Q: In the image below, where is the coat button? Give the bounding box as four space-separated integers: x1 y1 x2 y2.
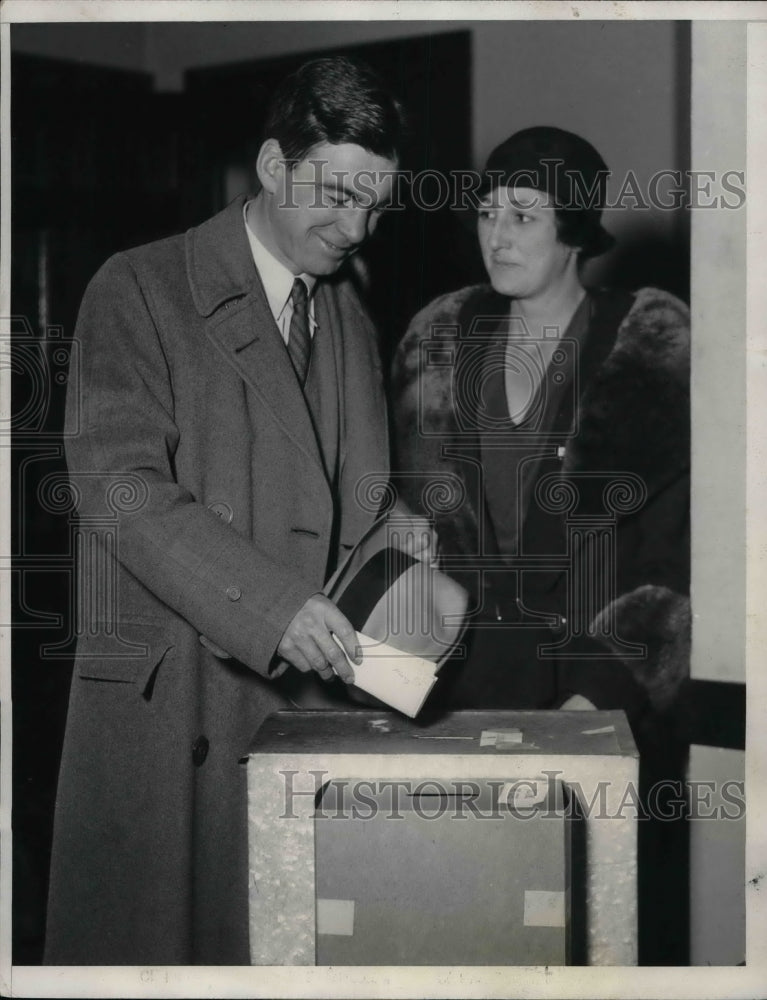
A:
192 735 209 767
207 502 233 524
226 586 241 601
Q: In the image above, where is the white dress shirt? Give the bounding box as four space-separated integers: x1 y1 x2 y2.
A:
243 199 317 343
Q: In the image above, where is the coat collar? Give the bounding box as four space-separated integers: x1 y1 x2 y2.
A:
186 195 259 317
186 195 326 481
188 196 383 501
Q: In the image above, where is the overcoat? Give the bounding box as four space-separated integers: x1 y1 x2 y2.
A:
45 196 389 965
392 284 690 725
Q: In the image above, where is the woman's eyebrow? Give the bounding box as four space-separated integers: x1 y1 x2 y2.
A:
508 195 542 210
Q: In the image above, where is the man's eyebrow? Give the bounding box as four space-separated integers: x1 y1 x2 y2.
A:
320 180 360 200
319 180 389 209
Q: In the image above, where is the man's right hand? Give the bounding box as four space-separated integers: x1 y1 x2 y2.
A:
276 594 361 683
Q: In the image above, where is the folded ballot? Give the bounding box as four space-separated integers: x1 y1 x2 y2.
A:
335 632 439 718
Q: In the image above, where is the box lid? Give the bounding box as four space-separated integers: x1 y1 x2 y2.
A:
248 709 637 758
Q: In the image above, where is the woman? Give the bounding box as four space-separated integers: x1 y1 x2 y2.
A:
392 124 692 966
393 126 690 737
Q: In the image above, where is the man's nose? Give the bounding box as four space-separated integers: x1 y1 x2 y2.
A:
336 207 369 245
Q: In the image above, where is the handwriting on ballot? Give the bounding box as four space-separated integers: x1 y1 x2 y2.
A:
334 632 438 718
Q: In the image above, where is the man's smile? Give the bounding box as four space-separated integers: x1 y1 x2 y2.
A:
317 232 353 254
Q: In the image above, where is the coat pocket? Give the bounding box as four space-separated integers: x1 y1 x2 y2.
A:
75 622 175 697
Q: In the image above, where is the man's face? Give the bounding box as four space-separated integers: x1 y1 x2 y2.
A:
261 141 398 277
477 186 574 299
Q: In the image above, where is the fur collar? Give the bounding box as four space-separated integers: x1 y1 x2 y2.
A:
392 284 690 499
566 287 689 493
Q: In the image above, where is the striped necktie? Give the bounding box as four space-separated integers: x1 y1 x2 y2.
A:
287 278 311 386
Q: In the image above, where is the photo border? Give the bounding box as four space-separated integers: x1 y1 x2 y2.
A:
1 2 765 997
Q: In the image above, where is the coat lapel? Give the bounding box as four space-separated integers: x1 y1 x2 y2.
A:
314 281 345 474
323 278 389 546
207 285 328 479
187 196 327 480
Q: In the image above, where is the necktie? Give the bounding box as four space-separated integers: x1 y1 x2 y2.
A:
287 278 311 386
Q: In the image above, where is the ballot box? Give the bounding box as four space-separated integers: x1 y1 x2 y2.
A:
246 710 638 966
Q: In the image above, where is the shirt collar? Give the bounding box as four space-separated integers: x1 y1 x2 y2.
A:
243 199 316 321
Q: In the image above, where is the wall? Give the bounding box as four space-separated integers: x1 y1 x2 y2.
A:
143 20 681 167
13 19 685 267
10 21 149 72
688 19 747 968
690 20 747 687
145 18 685 270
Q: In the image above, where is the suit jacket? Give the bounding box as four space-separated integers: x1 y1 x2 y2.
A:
45 196 389 965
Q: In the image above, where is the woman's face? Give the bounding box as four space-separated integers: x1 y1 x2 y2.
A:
477 185 576 300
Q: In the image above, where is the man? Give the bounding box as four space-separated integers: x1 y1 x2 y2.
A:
45 56 409 965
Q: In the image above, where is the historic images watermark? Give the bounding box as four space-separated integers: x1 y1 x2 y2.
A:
277 160 746 212
280 770 746 823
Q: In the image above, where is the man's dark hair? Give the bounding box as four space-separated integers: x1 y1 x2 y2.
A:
264 56 406 164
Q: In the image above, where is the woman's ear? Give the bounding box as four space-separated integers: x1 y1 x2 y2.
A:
256 138 285 195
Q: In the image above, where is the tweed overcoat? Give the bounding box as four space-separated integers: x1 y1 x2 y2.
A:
45 196 389 965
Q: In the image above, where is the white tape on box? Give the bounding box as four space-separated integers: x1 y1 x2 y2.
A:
523 890 566 928
480 729 523 748
316 898 355 936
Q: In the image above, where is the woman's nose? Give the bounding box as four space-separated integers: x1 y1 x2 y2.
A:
488 214 511 250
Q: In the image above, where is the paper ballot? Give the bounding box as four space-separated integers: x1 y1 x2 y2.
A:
335 632 438 718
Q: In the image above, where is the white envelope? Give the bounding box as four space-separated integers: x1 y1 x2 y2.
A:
335 631 438 718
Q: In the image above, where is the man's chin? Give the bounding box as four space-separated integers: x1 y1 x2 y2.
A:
306 256 349 278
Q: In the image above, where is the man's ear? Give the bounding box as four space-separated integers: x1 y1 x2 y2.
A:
256 138 285 195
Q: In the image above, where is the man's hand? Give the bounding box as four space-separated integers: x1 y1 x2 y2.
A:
277 594 361 683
